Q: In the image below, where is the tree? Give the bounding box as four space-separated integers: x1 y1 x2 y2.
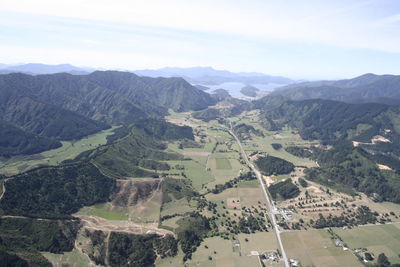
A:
364 252 373 261
377 253 390 267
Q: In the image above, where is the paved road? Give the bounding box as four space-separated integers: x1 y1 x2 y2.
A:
228 125 290 267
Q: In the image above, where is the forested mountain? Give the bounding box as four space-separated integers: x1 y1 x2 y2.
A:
254 96 400 143
0 121 61 156
272 73 400 104
0 71 214 156
254 95 400 203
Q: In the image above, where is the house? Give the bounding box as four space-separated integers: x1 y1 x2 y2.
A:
250 251 259 256
289 259 300 267
335 240 344 247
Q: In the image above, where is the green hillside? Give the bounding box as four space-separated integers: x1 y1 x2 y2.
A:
0 162 115 218
255 97 400 143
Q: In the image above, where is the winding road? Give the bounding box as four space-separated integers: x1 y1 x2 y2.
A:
228 124 290 267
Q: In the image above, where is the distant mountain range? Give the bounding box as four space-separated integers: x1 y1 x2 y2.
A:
0 71 215 156
0 64 294 86
133 66 294 87
0 63 91 75
272 73 400 105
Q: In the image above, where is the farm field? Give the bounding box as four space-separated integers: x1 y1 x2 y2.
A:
166 159 214 191
334 224 400 264
281 230 362 267
243 133 317 167
237 232 279 255
0 126 118 175
206 184 267 208
215 158 232 169
165 119 248 192
206 153 248 189
230 110 317 167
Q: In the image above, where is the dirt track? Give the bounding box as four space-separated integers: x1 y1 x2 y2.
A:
0 179 6 201
77 215 173 236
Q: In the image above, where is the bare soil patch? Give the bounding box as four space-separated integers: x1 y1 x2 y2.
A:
377 164 393 170
112 179 162 207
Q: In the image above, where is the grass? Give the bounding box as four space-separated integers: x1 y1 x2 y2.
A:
167 159 214 191
237 232 278 255
0 126 118 175
42 249 92 267
243 133 317 167
160 198 197 218
215 158 232 169
166 121 248 192
237 179 259 188
188 236 260 267
281 229 362 267
334 224 400 264
206 157 247 189
156 248 186 267
74 203 128 220
161 216 183 229
230 111 317 167
0 180 3 196
206 186 266 209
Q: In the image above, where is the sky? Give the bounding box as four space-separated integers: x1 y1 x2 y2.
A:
0 0 400 79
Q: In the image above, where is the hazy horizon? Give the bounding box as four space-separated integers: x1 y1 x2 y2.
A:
0 62 396 81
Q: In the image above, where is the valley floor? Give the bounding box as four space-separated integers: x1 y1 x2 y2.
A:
3 109 400 267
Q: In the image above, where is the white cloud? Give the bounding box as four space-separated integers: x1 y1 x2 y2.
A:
1 0 399 52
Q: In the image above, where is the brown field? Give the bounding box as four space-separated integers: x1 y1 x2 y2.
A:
206 186 266 208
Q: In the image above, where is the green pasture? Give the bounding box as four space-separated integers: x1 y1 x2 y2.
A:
74 202 128 221
334 224 400 264
282 230 362 267
0 126 118 175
